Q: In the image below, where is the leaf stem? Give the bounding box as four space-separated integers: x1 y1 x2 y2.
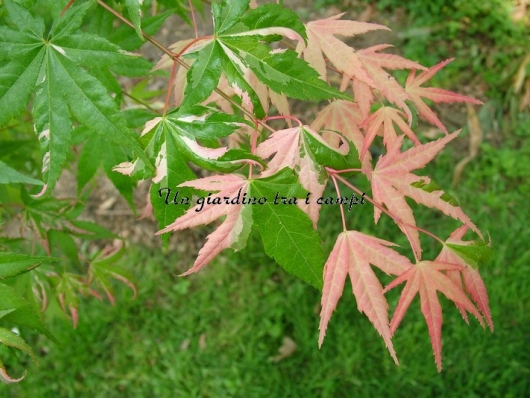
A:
261 115 303 127
164 60 178 116
329 170 445 247
249 120 260 179
122 91 160 113
331 168 363 174
329 174 347 232
59 0 76 16
188 0 199 39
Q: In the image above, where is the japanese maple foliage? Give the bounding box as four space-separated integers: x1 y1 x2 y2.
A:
0 0 493 379
139 1 491 371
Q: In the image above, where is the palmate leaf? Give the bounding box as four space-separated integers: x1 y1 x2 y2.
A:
369 132 481 258
52 272 93 329
219 37 350 102
360 105 421 159
298 13 389 81
257 125 359 226
384 259 484 372
141 118 196 245
177 0 348 113
88 242 137 305
117 108 256 241
405 59 483 133
0 0 154 195
319 231 412 363
134 107 254 177
311 100 372 171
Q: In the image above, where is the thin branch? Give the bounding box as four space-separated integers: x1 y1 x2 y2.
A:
164 60 178 116
261 115 303 127
122 91 161 113
60 0 76 16
188 0 199 39
330 171 445 247
97 0 260 126
329 174 347 232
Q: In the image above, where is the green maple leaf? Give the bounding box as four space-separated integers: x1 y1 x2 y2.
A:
302 127 361 170
124 0 144 40
249 169 325 289
0 0 154 195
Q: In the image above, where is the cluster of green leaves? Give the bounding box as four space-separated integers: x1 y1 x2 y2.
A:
0 0 162 381
0 0 492 382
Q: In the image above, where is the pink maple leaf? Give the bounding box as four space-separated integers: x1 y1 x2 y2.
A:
298 13 390 83
319 231 413 364
384 259 483 372
369 131 481 258
354 44 427 122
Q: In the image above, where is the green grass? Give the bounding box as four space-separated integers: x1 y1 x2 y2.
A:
3 135 530 397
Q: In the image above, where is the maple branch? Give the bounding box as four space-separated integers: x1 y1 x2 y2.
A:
98 0 266 128
188 0 199 39
330 171 445 248
332 168 363 174
59 0 76 16
249 120 260 179
261 115 303 127
280 39 344 80
163 35 213 114
164 60 178 116
122 91 161 114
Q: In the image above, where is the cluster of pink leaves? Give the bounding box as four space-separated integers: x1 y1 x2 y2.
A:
151 13 492 371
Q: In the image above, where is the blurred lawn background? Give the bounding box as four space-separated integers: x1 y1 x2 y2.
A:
5 0 530 396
